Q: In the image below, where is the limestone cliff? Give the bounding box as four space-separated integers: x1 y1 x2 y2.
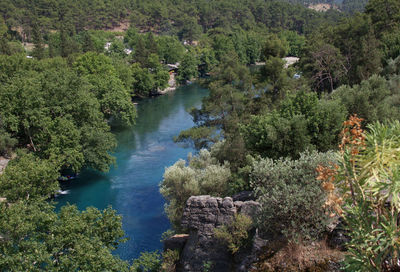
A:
165 195 265 272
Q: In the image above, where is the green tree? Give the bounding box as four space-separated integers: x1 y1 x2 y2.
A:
0 119 16 157
0 201 128 271
0 152 59 201
0 61 117 172
160 149 231 230
178 15 202 42
73 53 137 126
133 36 149 67
130 251 162 272
332 75 400 124
251 151 336 241
365 0 400 33
177 51 199 83
130 63 154 97
157 36 185 64
31 22 45 59
242 91 346 159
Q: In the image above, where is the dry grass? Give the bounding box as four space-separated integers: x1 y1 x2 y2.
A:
252 240 344 272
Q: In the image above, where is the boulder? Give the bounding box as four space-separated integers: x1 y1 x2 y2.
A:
178 195 264 272
232 191 256 202
164 234 189 252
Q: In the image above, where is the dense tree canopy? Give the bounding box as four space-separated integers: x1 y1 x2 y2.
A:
0 0 399 269
0 201 128 271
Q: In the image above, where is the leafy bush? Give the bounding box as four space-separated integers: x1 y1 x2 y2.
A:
161 249 180 272
332 75 400 124
160 149 231 230
0 153 59 201
214 214 253 254
0 129 16 157
242 91 346 159
131 252 162 272
320 117 400 271
0 201 128 271
250 151 337 241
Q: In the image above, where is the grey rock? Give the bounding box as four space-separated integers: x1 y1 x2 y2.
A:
232 191 256 202
236 201 260 218
164 234 189 252
178 195 265 272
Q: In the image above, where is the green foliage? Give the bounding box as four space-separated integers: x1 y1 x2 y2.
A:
251 151 337 241
214 214 253 254
160 149 231 230
263 34 287 59
365 0 400 33
279 30 306 57
299 41 346 93
174 126 218 149
203 261 214 272
333 120 400 271
242 112 311 159
131 251 161 272
242 91 346 159
0 125 16 157
161 249 180 272
0 152 59 201
341 0 369 14
130 63 155 97
0 56 119 172
157 36 185 64
177 51 199 83
332 75 400 124
74 53 137 126
0 201 128 271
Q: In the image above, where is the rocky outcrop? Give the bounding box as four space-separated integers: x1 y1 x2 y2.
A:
173 195 262 272
0 156 10 175
164 195 347 272
232 191 255 202
164 234 189 252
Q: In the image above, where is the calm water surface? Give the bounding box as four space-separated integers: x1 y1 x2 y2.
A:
56 84 208 261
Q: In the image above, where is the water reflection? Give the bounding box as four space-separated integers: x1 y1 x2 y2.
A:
56 84 208 260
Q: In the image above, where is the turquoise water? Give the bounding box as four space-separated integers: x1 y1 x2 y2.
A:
56 84 208 261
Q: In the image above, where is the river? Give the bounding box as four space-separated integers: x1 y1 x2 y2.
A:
56 84 208 261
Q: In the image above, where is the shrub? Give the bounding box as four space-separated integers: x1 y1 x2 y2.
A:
161 250 180 272
0 129 16 157
250 151 337 241
242 90 346 159
130 251 161 272
332 75 400 124
160 149 231 230
0 153 59 201
214 214 253 254
320 117 400 271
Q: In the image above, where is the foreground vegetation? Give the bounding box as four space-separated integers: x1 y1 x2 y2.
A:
0 0 399 270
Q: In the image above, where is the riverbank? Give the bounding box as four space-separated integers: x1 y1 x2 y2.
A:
158 72 177 95
56 84 209 260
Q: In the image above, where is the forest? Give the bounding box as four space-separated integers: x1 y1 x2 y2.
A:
0 0 400 270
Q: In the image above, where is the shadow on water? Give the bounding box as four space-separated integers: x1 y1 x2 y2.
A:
55 84 208 261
